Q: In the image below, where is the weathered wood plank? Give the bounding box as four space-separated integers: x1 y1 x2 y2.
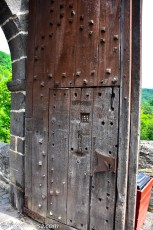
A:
31 78 49 217
98 0 120 86
45 0 57 82
67 88 93 229
115 0 132 229
90 87 119 230
75 0 100 87
46 217 77 230
54 0 77 88
126 1 142 229
47 89 70 223
34 0 48 74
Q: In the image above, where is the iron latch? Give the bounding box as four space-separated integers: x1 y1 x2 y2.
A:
94 149 116 173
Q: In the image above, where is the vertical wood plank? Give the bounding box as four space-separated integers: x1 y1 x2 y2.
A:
126 1 142 229
45 0 57 81
31 77 49 217
90 87 119 230
115 0 132 229
75 0 100 87
98 0 120 86
47 89 70 223
67 88 93 229
54 0 78 88
33 0 48 74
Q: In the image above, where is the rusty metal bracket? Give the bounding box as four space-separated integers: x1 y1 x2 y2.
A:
94 149 116 173
23 207 45 223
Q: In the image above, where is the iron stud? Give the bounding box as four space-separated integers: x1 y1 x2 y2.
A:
80 25 84 30
49 22 53 26
80 15 84 20
62 73 66 78
48 73 53 78
50 8 54 13
50 211 53 216
83 79 88 85
38 204 42 208
41 35 45 39
39 139 43 144
69 3 73 8
42 174 45 178
42 195 46 199
60 3 64 8
34 56 38 61
113 47 118 52
112 77 117 84
76 71 81 77
50 190 54 195
89 20 94 25
55 190 60 195
106 68 111 74
100 38 106 43
42 151 46 156
71 10 76 16
101 80 104 84
38 161 42 166
58 216 62 220
63 181 65 184
40 184 42 187
101 27 106 32
113 35 119 40
33 75 38 80
40 94 43 98
49 33 53 38
91 70 96 75
89 31 93 36
41 81 45 87
41 45 45 50
57 22 61 26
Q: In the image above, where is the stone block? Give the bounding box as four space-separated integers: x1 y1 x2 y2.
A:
12 58 26 80
11 92 25 110
17 138 25 154
10 111 25 137
10 135 16 151
9 35 26 60
2 17 21 40
9 150 24 188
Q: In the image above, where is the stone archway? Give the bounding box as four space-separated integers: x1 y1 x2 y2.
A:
0 0 29 211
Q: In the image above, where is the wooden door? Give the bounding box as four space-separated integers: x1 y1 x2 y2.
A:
25 0 134 229
47 87 119 229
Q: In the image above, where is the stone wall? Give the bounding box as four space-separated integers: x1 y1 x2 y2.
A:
0 0 29 211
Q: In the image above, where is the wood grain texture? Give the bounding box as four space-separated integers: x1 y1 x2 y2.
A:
98 0 120 86
54 0 77 88
67 88 93 229
126 1 142 229
90 87 119 230
115 0 132 229
30 77 49 217
75 0 100 87
47 89 70 223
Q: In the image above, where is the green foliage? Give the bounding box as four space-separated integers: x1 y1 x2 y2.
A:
141 89 153 140
0 51 12 143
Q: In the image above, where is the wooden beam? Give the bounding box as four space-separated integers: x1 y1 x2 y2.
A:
126 0 142 229
115 0 132 229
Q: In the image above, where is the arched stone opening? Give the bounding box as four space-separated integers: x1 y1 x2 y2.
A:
0 0 29 211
